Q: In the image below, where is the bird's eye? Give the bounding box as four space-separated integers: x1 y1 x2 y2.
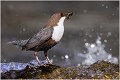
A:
60 13 63 17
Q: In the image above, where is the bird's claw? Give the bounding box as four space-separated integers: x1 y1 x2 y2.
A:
46 57 52 64
48 61 52 64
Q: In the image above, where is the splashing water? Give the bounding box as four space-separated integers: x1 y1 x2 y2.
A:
0 60 48 73
1 62 28 73
81 36 118 65
60 36 118 67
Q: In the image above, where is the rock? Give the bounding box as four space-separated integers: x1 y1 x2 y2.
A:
1 61 119 79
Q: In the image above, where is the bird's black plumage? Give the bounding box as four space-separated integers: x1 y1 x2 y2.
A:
22 27 53 51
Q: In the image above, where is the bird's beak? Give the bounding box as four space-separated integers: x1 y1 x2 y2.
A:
64 12 73 19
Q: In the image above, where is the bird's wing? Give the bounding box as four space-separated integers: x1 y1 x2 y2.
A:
24 27 53 50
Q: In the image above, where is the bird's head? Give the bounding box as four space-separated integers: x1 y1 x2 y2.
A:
61 12 73 19
50 12 73 20
46 12 73 26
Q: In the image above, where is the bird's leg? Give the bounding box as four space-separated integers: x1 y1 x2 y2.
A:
44 50 52 64
34 52 41 64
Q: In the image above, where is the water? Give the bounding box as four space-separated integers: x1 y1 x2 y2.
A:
1 36 118 73
1 60 48 73
1 62 28 73
81 36 118 65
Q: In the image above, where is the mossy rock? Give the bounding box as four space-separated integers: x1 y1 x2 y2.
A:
1 61 119 79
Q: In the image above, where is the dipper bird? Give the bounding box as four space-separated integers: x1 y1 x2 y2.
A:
8 12 73 64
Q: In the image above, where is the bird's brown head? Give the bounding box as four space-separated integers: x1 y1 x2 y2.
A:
50 12 73 19
46 12 73 26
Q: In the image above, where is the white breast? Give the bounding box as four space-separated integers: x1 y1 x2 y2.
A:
52 17 65 42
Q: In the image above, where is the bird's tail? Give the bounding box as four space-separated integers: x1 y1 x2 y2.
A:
8 39 28 47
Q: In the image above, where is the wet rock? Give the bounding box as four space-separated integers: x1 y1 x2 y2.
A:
1 61 119 79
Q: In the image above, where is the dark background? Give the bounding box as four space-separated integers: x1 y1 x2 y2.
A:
1 1 119 66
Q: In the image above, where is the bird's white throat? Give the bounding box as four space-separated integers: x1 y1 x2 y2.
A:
52 17 65 42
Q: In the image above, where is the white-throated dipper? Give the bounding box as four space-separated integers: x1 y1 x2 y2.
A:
8 12 73 64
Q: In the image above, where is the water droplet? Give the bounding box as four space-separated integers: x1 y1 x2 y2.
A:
112 13 115 16
83 51 86 53
104 39 107 43
89 35 92 38
101 4 104 7
83 9 88 13
50 59 53 63
85 43 89 46
96 40 101 44
3 59 6 62
96 36 101 44
53 55 56 57
83 39 87 42
77 64 80 66
22 28 26 31
108 32 111 36
107 32 112 37
108 54 112 59
90 44 95 48
105 6 108 8
65 55 69 59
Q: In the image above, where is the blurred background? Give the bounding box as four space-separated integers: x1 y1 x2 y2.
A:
1 1 119 67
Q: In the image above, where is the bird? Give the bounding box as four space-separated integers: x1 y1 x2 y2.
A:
8 12 73 65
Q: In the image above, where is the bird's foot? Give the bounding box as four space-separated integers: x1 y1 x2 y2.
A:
37 61 49 67
41 64 50 67
48 61 52 64
46 57 52 64
37 62 43 66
